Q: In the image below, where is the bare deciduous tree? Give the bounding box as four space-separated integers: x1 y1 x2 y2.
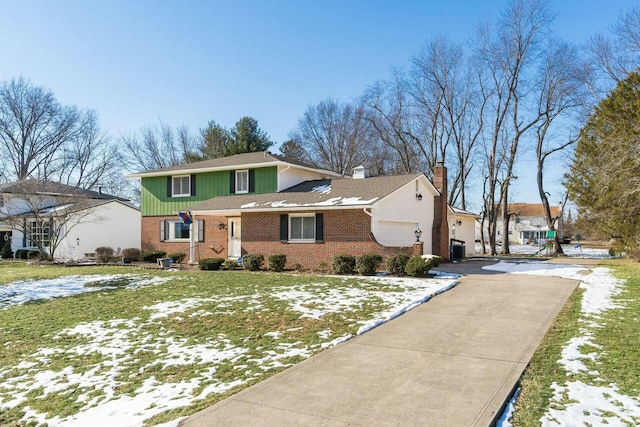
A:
588 6 640 84
363 72 423 174
290 99 370 176
121 120 196 172
0 77 84 181
535 40 595 255
409 36 484 209
474 0 553 255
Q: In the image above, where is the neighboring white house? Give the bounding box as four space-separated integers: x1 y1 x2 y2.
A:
0 180 140 260
485 203 563 245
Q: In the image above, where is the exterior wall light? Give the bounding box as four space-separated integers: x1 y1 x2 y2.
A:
76 237 80 246
416 193 423 201
414 226 422 242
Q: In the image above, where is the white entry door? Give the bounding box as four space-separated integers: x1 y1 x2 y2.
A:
228 218 242 259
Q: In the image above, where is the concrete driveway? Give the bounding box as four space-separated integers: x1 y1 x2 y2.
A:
180 259 579 426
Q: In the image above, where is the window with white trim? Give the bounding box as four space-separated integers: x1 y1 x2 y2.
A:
235 170 249 194
28 220 51 247
289 214 315 241
161 219 204 242
172 175 191 197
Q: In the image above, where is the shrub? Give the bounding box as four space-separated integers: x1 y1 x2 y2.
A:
356 254 383 275
199 257 225 270
27 249 43 260
15 249 28 259
140 250 167 263
405 255 434 277
0 242 13 259
121 248 141 261
223 259 239 269
268 254 287 272
332 254 355 275
168 252 186 263
430 255 442 267
95 246 115 263
242 253 264 271
386 254 410 276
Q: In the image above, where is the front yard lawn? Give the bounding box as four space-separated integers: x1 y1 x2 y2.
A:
0 262 456 426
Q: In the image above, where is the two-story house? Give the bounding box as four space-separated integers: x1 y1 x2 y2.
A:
491 203 564 245
0 180 140 260
128 152 452 269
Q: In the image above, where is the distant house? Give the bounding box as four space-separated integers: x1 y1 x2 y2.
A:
129 152 453 269
493 203 563 244
0 180 140 259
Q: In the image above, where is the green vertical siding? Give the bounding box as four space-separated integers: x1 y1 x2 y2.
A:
141 166 278 216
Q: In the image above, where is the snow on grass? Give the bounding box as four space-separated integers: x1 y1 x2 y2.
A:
488 260 640 426
0 272 459 427
0 274 173 309
475 243 611 258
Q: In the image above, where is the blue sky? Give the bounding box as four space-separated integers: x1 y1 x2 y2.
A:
0 0 636 207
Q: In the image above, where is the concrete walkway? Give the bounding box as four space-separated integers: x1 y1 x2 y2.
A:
180 259 580 426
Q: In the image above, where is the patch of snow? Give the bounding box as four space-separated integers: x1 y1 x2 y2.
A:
0 274 173 309
542 381 640 426
486 260 640 426
311 184 331 194
241 202 259 208
0 273 460 426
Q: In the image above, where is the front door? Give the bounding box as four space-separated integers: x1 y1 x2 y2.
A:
228 218 241 259
0 231 11 250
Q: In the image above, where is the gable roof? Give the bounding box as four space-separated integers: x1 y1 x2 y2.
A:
0 180 129 201
188 173 433 213
500 203 561 218
127 151 342 178
449 206 480 218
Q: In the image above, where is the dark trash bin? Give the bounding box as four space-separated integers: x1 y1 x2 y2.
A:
451 244 465 261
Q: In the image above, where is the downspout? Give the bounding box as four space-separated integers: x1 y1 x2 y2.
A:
189 214 195 264
363 208 374 240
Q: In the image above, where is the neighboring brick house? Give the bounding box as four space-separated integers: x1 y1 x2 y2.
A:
129 151 451 269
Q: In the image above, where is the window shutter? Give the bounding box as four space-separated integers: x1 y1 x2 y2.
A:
280 214 288 242
167 176 172 198
230 170 236 194
315 213 324 243
197 219 204 242
190 174 196 196
249 169 255 193
160 220 166 242
22 219 27 247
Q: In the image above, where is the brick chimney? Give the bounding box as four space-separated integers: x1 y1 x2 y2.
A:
431 162 450 261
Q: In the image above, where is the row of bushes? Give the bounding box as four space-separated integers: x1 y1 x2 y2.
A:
332 253 441 277
12 249 44 260
197 252 441 277
93 248 188 264
198 253 285 272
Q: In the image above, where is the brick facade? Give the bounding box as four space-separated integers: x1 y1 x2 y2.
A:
242 210 420 270
141 215 229 260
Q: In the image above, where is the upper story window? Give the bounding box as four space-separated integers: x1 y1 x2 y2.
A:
172 175 191 197
236 170 249 194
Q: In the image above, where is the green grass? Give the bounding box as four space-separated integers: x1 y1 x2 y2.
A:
511 259 640 426
0 262 440 426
